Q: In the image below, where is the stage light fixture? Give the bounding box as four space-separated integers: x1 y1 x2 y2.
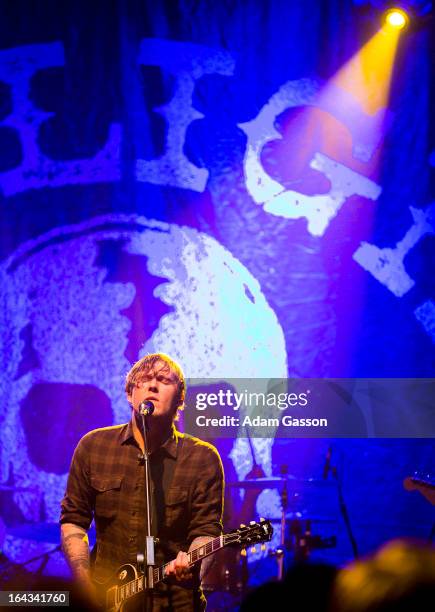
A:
384 7 410 28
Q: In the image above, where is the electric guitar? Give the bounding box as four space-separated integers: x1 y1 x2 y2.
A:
98 518 273 612
403 473 435 505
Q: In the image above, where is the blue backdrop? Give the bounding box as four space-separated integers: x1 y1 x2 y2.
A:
0 0 433 588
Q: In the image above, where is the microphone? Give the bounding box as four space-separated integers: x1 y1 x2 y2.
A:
323 446 332 480
139 400 155 416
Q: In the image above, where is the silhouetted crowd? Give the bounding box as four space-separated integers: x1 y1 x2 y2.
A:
1 538 434 610
240 539 435 612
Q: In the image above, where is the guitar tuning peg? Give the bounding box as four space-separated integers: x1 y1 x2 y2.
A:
259 517 265 522
261 544 266 551
240 547 247 557
239 523 246 528
249 520 256 525
250 546 257 553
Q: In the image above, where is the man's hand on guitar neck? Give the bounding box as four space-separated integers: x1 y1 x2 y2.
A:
165 550 192 581
165 536 213 581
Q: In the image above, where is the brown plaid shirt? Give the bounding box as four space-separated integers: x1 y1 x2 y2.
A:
60 421 224 587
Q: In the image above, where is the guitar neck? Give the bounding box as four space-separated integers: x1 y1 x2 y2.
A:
154 535 223 584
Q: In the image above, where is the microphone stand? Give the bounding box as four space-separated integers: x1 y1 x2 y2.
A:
138 406 155 612
323 445 358 559
331 464 358 560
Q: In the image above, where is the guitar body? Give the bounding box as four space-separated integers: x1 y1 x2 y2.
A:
102 564 141 612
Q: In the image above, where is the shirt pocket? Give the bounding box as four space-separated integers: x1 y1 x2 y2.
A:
91 476 123 519
164 486 189 529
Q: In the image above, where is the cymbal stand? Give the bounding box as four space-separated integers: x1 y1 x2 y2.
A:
0 545 61 582
278 473 289 579
269 467 288 580
292 519 312 562
331 462 358 559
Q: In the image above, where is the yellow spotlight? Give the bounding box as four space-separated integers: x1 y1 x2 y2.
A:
384 8 409 29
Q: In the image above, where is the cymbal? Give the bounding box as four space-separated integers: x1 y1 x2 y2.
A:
7 523 61 543
272 513 334 523
7 523 97 545
0 484 37 492
227 476 332 489
228 477 285 488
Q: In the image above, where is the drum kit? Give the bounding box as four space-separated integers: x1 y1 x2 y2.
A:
202 472 337 607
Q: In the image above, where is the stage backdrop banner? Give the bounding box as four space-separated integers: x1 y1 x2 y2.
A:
0 0 433 575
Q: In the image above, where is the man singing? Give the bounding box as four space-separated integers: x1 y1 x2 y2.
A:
60 353 224 611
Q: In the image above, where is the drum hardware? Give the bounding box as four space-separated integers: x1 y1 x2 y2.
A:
227 476 333 490
223 568 231 592
324 449 359 559
268 547 285 561
227 468 338 581
201 547 244 596
6 522 97 546
277 464 289 579
0 484 37 492
298 534 336 551
7 522 61 544
285 518 336 562
0 544 62 580
201 523 269 597
289 518 311 562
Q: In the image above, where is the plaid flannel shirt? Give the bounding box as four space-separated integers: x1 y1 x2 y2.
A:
60 421 224 585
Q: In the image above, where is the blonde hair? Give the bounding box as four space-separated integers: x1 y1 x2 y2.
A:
125 353 185 409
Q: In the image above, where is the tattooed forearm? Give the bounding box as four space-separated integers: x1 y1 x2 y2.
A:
63 532 89 544
61 523 91 583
